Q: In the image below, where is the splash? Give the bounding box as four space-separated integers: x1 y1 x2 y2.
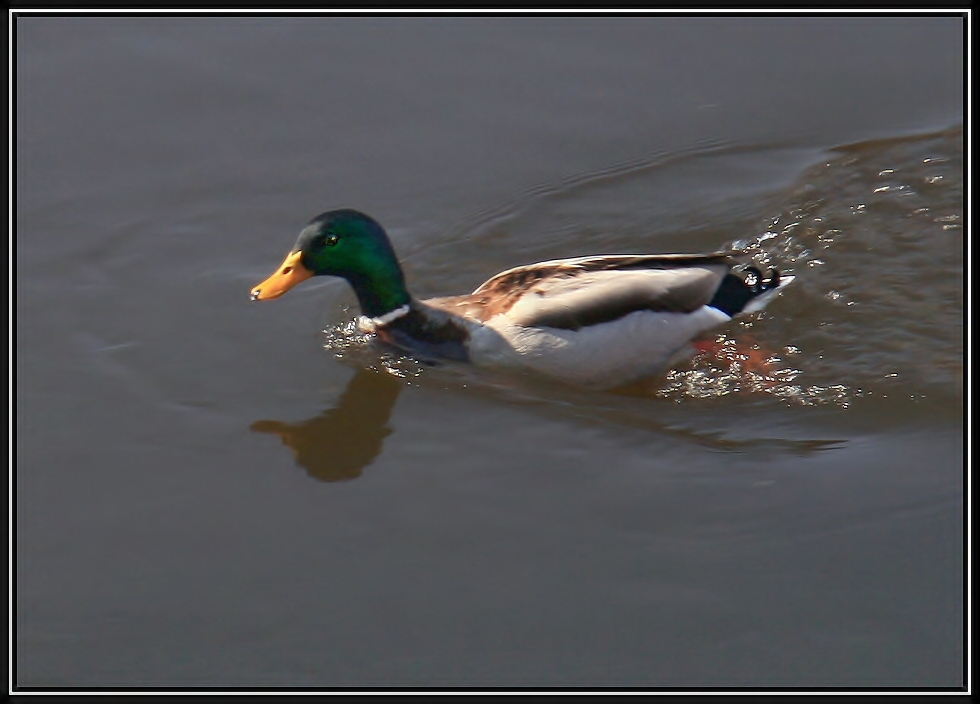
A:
654 333 853 408
322 319 428 380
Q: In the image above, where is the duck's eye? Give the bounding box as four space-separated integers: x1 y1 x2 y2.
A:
324 233 339 247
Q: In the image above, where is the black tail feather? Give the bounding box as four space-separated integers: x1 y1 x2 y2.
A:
709 266 781 316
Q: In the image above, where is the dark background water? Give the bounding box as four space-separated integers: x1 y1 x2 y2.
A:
16 15 965 688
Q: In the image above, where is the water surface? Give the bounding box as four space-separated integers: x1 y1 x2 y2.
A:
16 15 964 688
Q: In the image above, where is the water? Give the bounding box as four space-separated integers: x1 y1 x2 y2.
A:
15 15 965 688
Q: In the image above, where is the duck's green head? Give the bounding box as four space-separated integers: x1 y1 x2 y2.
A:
251 209 411 317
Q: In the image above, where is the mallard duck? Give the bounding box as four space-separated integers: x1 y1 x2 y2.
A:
251 209 793 388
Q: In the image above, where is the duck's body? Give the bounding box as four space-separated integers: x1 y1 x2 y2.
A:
251 209 793 388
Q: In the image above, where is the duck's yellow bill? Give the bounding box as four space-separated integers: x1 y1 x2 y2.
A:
251 251 313 301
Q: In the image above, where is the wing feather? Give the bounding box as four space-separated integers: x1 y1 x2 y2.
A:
503 266 729 330
431 253 734 327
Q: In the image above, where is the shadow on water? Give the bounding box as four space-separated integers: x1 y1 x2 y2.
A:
251 359 845 483
250 368 401 482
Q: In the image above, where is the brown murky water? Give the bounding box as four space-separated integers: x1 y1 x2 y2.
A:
16 15 964 688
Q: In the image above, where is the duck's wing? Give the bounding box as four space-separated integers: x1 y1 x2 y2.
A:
503 265 732 330
473 252 733 294
426 253 735 329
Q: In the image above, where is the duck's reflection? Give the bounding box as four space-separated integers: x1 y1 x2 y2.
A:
250 368 402 482
252 359 843 484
